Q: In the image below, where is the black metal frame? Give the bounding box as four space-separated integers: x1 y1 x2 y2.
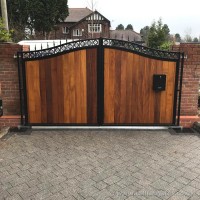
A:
17 38 184 127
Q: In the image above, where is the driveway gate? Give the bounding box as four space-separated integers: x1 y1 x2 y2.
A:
17 38 184 126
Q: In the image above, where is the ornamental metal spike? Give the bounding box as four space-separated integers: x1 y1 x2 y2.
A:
35 44 36 51
60 40 61 45
41 43 43 50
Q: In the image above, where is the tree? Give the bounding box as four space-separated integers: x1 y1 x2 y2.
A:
184 28 192 42
116 24 124 30
147 18 171 50
184 35 192 42
193 37 198 42
125 24 133 30
163 24 170 37
1 0 9 31
2 0 68 41
175 33 181 42
140 26 150 43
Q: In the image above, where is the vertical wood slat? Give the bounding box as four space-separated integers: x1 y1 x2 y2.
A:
125 52 133 123
80 50 87 123
26 61 41 123
75 51 82 123
39 60 47 123
165 62 176 123
120 51 127 123
154 60 163 123
104 49 115 123
56 57 64 123
159 61 169 123
114 50 121 123
69 52 76 122
63 53 70 123
86 49 97 124
131 54 139 123
51 57 59 123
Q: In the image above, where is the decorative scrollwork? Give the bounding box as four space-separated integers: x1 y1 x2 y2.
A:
22 39 100 60
103 39 180 60
21 38 180 61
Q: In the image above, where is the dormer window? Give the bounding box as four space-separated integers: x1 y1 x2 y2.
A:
88 24 102 33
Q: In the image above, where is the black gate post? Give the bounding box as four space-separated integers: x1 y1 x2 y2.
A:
177 52 185 126
97 38 104 125
17 51 25 125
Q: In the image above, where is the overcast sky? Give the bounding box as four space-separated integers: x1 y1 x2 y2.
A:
68 0 200 38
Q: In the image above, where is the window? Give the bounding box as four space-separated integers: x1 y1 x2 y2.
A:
88 24 102 33
63 27 69 34
73 29 82 36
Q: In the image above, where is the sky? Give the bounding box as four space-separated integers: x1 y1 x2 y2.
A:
68 0 200 39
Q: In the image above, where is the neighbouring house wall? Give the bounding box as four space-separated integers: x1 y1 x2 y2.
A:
0 43 22 128
36 20 110 40
173 43 200 127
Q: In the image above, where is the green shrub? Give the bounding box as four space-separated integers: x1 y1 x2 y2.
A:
0 18 12 42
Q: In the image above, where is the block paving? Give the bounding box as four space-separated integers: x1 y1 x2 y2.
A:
1 129 200 199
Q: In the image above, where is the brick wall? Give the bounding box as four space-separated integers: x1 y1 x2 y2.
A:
173 43 200 127
0 43 22 128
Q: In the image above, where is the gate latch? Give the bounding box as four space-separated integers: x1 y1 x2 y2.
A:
153 74 166 92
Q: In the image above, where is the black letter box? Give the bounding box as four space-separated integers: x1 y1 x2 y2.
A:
153 74 166 91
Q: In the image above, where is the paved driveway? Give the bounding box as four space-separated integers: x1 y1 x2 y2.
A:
1 129 200 200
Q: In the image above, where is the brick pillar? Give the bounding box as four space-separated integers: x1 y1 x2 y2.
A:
0 43 22 128
173 43 200 127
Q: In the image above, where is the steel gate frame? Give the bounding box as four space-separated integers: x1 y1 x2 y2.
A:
17 38 184 127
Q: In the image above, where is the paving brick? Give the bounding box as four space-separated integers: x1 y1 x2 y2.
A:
189 194 200 200
4 194 23 200
103 175 121 185
94 181 108 190
78 185 100 198
168 192 189 200
161 175 175 183
176 176 191 185
30 189 52 200
151 179 169 190
7 183 29 196
189 180 200 189
183 171 199 181
18 186 41 199
181 185 198 195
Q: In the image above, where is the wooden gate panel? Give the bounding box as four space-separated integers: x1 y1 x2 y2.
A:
104 48 176 124
25 49 97 124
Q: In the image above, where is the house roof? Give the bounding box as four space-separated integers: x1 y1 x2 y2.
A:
110 30 142 42
64 8 93 22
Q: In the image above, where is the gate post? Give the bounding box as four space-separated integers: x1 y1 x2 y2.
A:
97 38 104 125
